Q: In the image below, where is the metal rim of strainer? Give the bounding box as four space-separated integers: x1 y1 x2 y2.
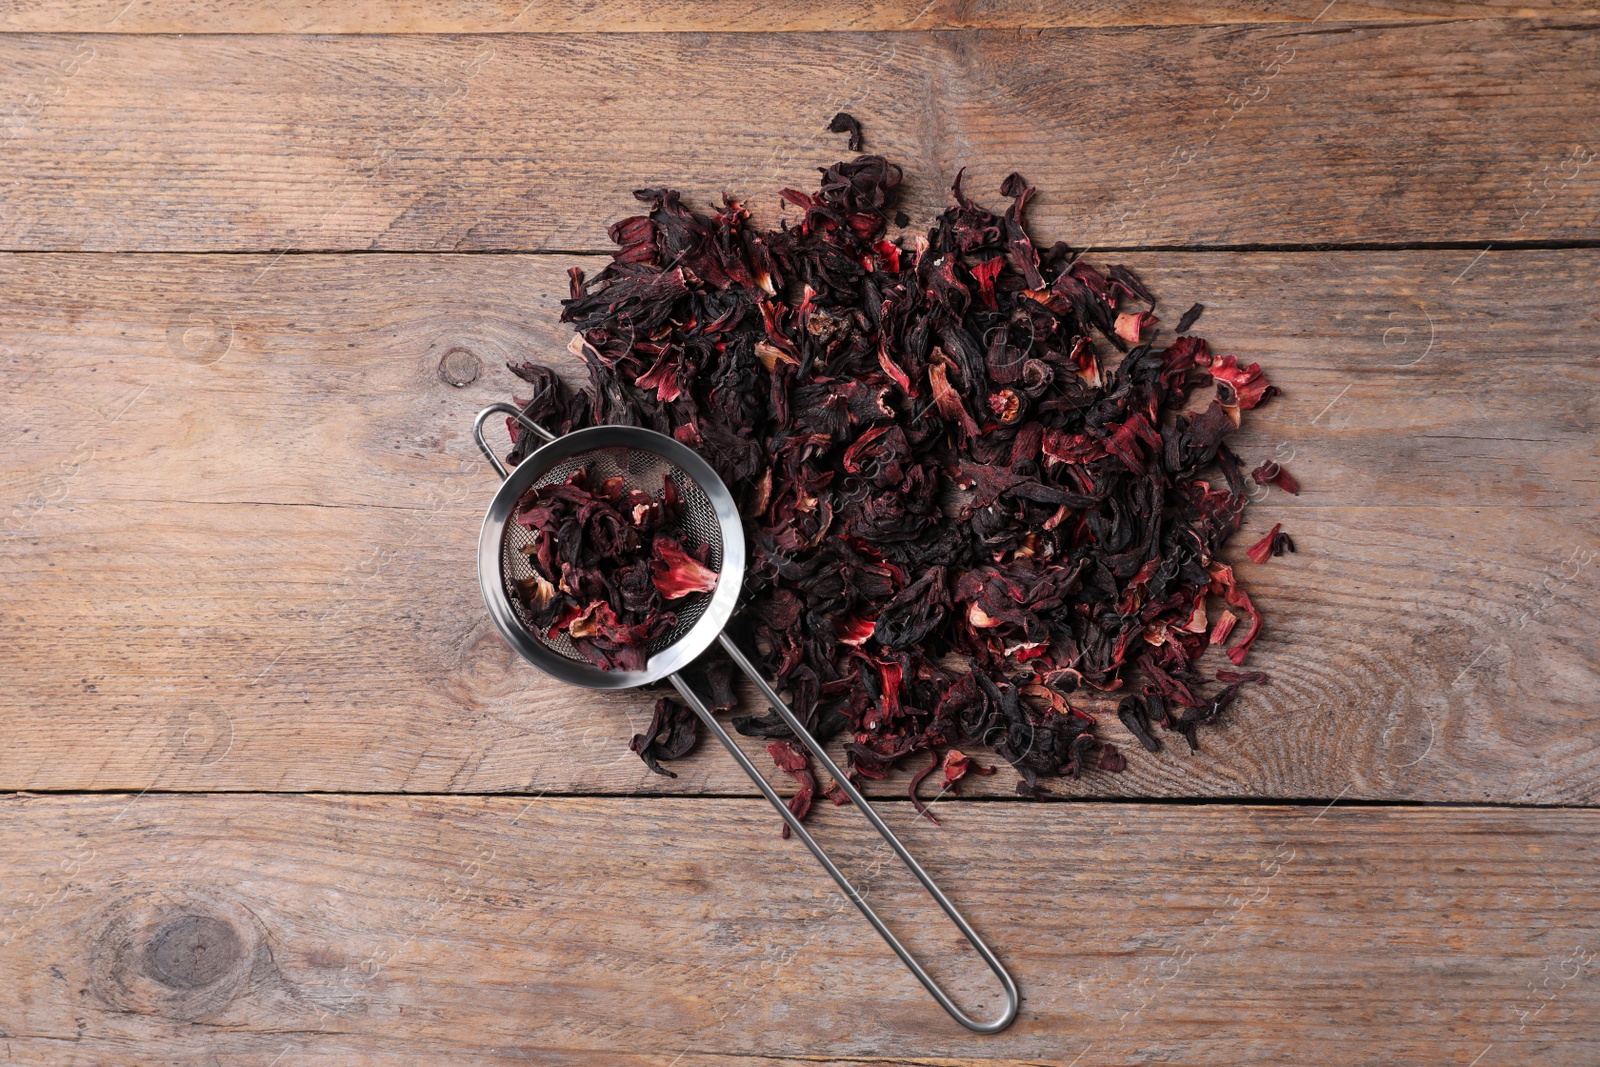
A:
476 423 747 690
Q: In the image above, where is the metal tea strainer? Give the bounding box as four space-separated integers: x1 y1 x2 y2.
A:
472 402 1020 1033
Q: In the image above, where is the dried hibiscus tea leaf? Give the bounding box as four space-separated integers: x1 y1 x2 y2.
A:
909 750 943 825
1246 523 1296 563
767 740 818 838
506 116 1288 805
1170 683 1244 753
1113 309 1158 345
1251 459 1301 495
827 110 865 152
507 467 709 673
1211 354 1280 410
1117 695 1162 754
630 697 700 777
1175 302 1205 334
650 538 720 598
941 749 995 790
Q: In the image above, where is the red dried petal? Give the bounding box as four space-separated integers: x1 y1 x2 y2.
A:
1247 523 1283 564
766 740 817 839
1251 459 1300 495
832 613 878 646
1211 354 1279 409
649 539 720 599
1246 523 1296 564
1209 562 1263 665
1114 310 1158 345
1098 743 1128 773
928 349 979 439
970 255 1004 311
940 748 994 792
634 350 682 402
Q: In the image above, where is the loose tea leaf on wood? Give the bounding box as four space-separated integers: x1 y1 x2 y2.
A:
1251 459 1300 496
504 116 1293 807
1246 523 1296 563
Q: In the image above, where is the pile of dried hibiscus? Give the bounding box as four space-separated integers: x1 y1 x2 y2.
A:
503 116 1295 813
510 470 719 671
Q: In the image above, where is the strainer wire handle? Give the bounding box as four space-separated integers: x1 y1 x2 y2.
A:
472 402 557 480
669 633 1021 1034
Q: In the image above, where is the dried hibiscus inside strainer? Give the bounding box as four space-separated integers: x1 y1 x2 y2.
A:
503 115 1298 804
510 468 718 672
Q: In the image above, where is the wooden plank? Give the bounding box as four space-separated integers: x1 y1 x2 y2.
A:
0 249 1591 512
0 793 1596 1063
1 22 1596 252
2 248 1597 802
2 0 1590 33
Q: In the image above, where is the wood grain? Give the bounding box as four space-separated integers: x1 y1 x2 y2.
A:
0 793 1595 1064
3 0 1592 33
1 22 1596 252
2 249 1596 801
1 11 1594 1063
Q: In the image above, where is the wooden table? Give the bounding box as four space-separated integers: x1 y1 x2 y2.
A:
3 3 1598 1063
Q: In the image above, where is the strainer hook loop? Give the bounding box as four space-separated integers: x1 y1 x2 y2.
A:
473 402 557 480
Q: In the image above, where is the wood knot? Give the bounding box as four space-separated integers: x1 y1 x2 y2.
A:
448 617 549 732
144 913 243 989
438 347 482 387
89 887 271 1020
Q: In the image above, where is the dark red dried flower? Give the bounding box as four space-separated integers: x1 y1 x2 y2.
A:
827 111 865 153
1170 682 1244 753
631 697 700 778
508 116 1294 807
1251 459 1300 496
1175 302 1205 334
1117 694 1162 753
508 468 719 672
1246 523 1296 563
1211 354 1280 411
767 740 817 838
650 538 720 599
909 750 944 825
